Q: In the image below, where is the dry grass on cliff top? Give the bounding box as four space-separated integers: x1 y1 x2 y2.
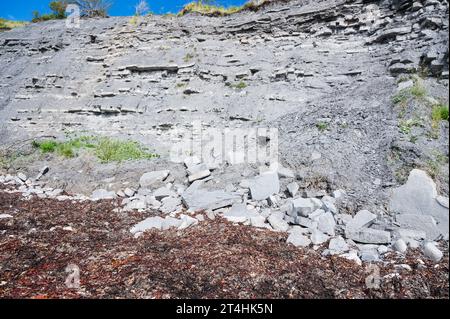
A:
178 0 290 17
0 18 27 31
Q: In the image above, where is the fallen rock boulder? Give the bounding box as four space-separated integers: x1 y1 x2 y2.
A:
389 169 449 239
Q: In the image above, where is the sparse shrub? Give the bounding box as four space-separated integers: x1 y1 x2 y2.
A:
432 103 449 122
431 103 449 134
392 90 409 105
410 82 426 98
183 53 195 62
34 140 58 153
398 118 422 135
50 0 69 18
68 0 112 17
316 122 329 132
32 1 68 23
392 76 426 106
135 0 149 16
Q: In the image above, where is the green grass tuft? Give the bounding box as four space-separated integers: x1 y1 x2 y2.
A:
230 81 247 90
432 104 449 122
94 138 158 163
431 103 449 135
33 136 158 163
398 118 422 135
316 122 329 132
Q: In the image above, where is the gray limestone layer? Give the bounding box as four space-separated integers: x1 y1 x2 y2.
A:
0 0 448 213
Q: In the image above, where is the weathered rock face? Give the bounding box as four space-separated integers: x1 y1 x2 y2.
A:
0 0 448 209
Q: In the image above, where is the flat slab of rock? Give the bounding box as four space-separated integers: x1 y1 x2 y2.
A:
345 210 377 235
153 187 177 201
287 182 299 197
139 170 170 188
396 214 441 240
348 228 391 244
317 212 336 236
249 172 280 200
223 203 259 223
267 213 290 232
130 216 164 234
291 198 323 217
389 169 448 239
91 189 116 200
287 232 311 247
328 236 349 255
182 189 240 211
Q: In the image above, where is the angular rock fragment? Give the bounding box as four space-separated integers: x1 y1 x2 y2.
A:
348 228 391 244
423 242 443 263
345 210 377 234
130 216 164 234
91 189 116 200
291 198 323 217
287 182 299 197
311 229 329 245
267 213 290 232
317 212 336 236
182 189 240 211
249 172 280 201
328 236 349 255
287 232 311 247
139 170 170 188
223 203 258 223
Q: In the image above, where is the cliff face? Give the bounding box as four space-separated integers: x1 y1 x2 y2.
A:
0 0 448 207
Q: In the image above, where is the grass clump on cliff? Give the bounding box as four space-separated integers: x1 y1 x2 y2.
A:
178 2 243 16
0 18 27 31
177 0 276 17
32 136 158 163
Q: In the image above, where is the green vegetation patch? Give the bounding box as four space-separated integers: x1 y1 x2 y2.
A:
0 18 27 30
316 122 329 132
33 136 158 163
230 81 247 90
398 118 422 135
392 76 427 106
432 103 449 124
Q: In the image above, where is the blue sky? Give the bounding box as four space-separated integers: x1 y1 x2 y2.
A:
1 0 249 21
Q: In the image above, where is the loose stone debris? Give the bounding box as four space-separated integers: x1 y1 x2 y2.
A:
1 165 448 266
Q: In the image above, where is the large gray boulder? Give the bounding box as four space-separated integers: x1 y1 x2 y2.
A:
389 169 449 239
